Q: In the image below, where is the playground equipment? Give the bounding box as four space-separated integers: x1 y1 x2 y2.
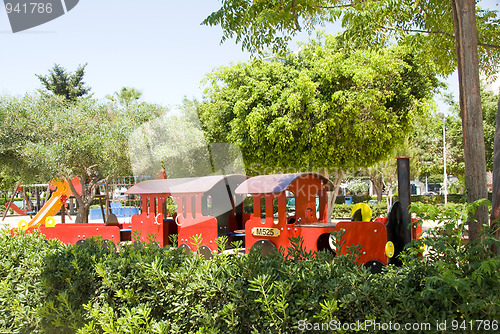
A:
2 181 36 219
2 180 76 221
24 179 81 229
11 158 421 272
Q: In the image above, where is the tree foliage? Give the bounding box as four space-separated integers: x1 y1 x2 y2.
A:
203 0 500 239
200 34 439 173
106 87 143 108
412 86 499 179
203 0 499 75
36 63 91 102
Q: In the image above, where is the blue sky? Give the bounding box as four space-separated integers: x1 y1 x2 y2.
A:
0 1 253 107
0 1 497 110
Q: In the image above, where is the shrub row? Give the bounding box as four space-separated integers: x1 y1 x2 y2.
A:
331 203 388 220
0 204 499 333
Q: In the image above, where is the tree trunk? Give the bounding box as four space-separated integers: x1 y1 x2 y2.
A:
326 169 345 222
371 174 384 203
386 188 391 212
451 0 489 241
67 169 104 224
75 204 90 224
490 95 500 254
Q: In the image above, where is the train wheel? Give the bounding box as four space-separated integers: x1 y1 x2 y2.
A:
133 240 144 250
178 243 191 255
75 239 87 247
102 239 117 253
351 203 373 222
251 239 277 256
198 245 213 260
364 260 384 274
147 241 160 249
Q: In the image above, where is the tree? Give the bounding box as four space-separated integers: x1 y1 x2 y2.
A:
36 63 91 102
0 94 165 223
201 35 437 170
203 0 500 241
106 87 143 108
200 34 438 214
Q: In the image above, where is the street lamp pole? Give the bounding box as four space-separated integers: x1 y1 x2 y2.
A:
438 113 448 204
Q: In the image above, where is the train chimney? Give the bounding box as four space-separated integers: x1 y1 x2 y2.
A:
396 157 411 246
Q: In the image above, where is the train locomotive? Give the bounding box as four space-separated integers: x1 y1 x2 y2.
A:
12 157 420 272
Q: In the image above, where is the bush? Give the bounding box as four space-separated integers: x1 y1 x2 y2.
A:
410 194 465 205
0 201 499 333
0 229 62 333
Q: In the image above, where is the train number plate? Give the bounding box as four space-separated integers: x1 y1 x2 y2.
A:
251 227 280 237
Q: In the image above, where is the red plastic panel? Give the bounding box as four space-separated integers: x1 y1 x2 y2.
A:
131 212 164 247
39 224 120 244
335 221 388 265
177 216 219 252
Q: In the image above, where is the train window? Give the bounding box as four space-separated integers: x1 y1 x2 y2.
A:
315 194 320 220
146 197 151 215
243 195 253 214
317 233 336 256
154 197 158 216
260 196 266 224
202 194 213 216
182 196 186 218
273 197 279 225
233 195 243 215
286 191 296 224
163 197 177 218
192 196 196 219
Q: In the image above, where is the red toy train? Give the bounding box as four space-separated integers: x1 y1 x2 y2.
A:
12 157 420 272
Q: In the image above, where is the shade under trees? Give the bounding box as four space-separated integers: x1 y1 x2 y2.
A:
200 34 439 215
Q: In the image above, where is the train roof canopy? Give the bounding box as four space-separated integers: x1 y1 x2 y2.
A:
234 173 334 195
125 174 247 195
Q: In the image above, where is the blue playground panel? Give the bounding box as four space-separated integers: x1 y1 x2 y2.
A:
89 205 139 220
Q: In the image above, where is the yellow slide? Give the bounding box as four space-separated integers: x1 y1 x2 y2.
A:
27 179 73 229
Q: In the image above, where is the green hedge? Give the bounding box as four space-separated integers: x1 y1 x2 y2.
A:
1 203 499 333
331 203 388 219
336 194 467 206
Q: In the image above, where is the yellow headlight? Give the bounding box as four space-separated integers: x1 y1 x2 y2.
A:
385 241 395 258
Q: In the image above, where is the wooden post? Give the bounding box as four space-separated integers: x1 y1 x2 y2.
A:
105 182 110 219
99 195 106 224
61 201 65 224
44 184 51 206
22 187 33 219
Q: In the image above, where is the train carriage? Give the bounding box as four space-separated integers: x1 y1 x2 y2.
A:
125 174 249 257
235 172 389 270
